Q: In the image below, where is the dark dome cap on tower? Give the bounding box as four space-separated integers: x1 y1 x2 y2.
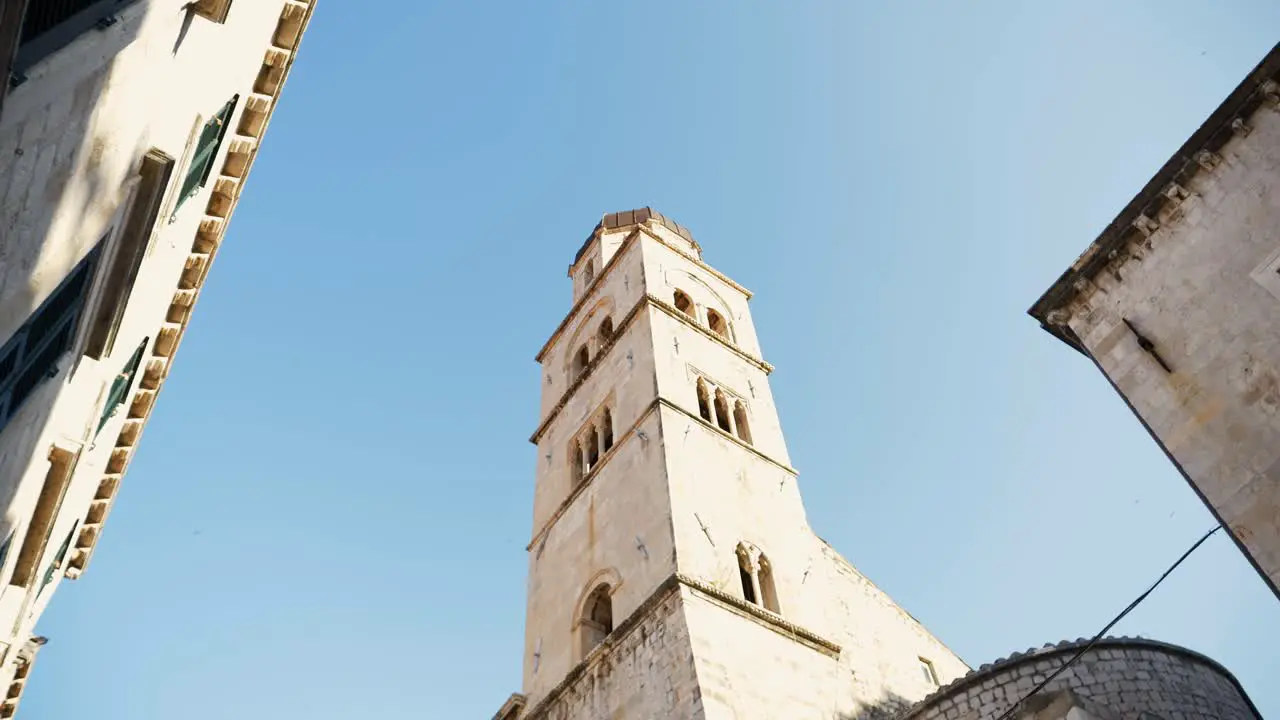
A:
574 207 699 265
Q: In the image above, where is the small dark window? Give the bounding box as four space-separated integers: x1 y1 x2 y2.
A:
919 658 939 686
674 290 694 319
570 440 583 486
733 401 752 445
584 260 595 285
739 555 756 605
713 389 732 433
572 345 590 380
707 309 729 340
586 430 599 471
696 379 712 422
601 409 614 452
174 96 238 216
580 584 613 657
598 316 614 343
0 245 103 436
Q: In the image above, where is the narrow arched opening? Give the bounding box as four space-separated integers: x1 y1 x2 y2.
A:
738 549 757 605
598 316 614 343
673 290 695 319
572 345 590 380
570 439 583 485
707 309 730 341
733 401 752 445
757 554 780 614
584 260 596 285
602 408 614 452
586 428 600 471
713 389 732 433
696 379 712 423
579 584 613 657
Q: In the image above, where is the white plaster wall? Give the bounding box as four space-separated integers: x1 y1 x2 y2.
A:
0 0 296 692
1064 104 1280 591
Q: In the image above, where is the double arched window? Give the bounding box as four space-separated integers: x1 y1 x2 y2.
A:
671 288 734 343
736 542 780 614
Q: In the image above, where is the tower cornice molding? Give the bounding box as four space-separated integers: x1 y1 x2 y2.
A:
526 395 798 554
530 294 773 446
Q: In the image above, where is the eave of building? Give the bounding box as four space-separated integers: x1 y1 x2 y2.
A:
1027 41 1280 354
64 0 318 578
571 207 701 268
491 693 526 720
0 638 43 720
536 220 753 365
898 636 1262 720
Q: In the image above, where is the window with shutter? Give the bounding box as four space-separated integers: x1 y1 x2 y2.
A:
173 96 238 217
0 242 104 437
37 521 77 598
95 338 147 434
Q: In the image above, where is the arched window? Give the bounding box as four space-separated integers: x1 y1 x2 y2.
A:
584 260 595 285
673 290 695 319
713 389 732 433
572 345 590 380
738 550 757 605
570 439 583 485
757 553 780 613
601 409 614 452
598 316 614 343
579 584 613 657
736 543 781 614
733 401 752 445
706 309 730 341
586 428 600 471
696 379 712 423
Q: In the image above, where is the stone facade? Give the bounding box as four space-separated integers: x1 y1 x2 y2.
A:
0 2 314 714
1029 42 1280 599
900 638 1261 720
498 210 972 719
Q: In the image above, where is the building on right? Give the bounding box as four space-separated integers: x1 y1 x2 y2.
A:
1029 41 1280 601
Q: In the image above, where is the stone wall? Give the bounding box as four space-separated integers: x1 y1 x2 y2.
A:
520 578 705 720
1031 47 1280 597
901 638 1260 720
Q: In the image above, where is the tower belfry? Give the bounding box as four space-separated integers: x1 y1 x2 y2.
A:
494 209 968 720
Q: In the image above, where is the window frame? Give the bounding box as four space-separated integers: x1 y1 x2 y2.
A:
0 242 105 436
172 95 238 219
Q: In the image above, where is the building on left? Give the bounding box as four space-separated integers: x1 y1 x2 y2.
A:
0 1 315 715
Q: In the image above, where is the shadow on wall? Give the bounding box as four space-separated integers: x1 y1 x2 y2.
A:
0 4 152 546
839 691 919 720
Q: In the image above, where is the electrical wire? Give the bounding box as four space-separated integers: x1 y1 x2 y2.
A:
991 525 1222 720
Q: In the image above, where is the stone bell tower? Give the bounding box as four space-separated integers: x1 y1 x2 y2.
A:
493 209 969 720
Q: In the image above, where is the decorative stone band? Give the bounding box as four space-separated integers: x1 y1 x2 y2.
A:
530 291 773 446
64 0 318 578
899 636 1263 720
1028 42 1280 353
515 573 841 720
536 218 753 364
525 395 798 553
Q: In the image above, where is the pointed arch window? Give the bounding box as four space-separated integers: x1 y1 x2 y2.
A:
579 584 613 657
673 290 695 319
572 345 589 380
706 309 730 341
736 542 781 614
733 400 752 445
598 316 614 343
601 409 614 452
696 378 712 422
713 389 732 433
586 428 600 471
570 439 584 486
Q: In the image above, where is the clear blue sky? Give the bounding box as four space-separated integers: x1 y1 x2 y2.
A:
23 2 1280 718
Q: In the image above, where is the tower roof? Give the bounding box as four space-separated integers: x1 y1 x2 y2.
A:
574 207 698 264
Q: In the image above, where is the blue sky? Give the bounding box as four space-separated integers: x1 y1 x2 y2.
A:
22 2 1280 718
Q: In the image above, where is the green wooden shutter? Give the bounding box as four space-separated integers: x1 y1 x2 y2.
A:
176 96 239 209
38 522 78 597
96 340 148 434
